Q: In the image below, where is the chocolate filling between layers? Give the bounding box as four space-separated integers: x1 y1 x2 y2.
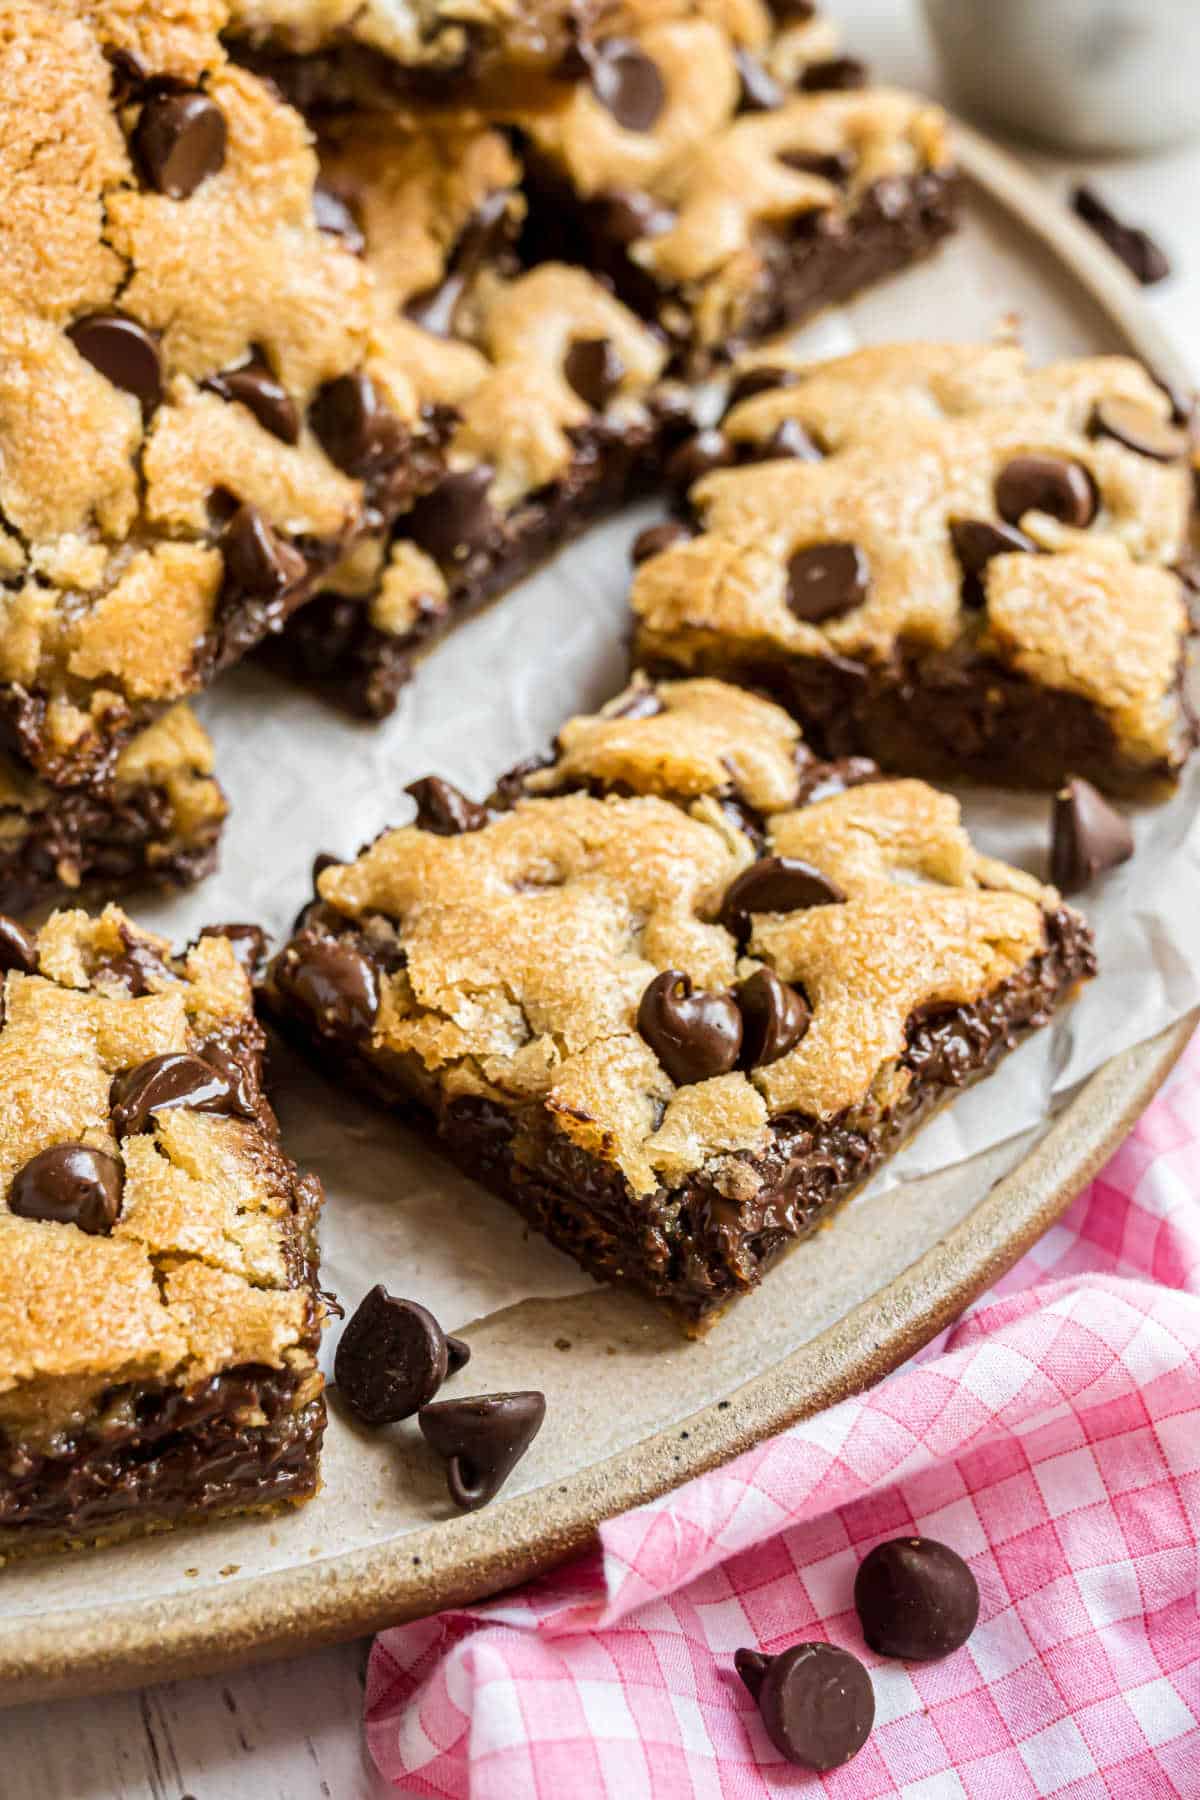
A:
0 783 222 917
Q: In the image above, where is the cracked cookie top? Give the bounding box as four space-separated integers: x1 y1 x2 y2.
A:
0 3 425 785
632 344 1192 767
0 904 320 1445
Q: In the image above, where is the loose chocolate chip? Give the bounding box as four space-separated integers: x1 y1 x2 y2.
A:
636 970 742 1086
10 1144 124 1236
1050 776 1134 894
787 542 869 623
727 366 801 409
309 373 401 477
588 39 666 132
855 1537 980 1661
631 519 693 564
948 516 1036 607
735 48 784 112
1072 186 1171 286
109 1051 237 1138
721 855 845 939
736 968 810 1068
406 775 488 835
779 148 855 183
275 937 379 1040
0 913 38 973
66 312 161 413
1089 397 1188 462
207 355 300 445
221 504 307 603
598 189 676 244
446 1335 471 1375
799 56 868 92
763 418 822 462
133 90 227 199
406 467 498 564
995 457 1097 529
335 1286 450 1425
418 1390 546 1510
313 180 365 255
666 428 735 495
564 336 625 410
748 1643 875 1771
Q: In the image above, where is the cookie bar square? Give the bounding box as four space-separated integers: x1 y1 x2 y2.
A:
633 343 1197 792
0 3 440 787
272 119 681 717
516 5 957 373
0 704 227 917
0 906 325 1557
263 674 1093 1327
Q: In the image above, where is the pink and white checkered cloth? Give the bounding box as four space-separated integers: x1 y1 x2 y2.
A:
367 1031 1200 1798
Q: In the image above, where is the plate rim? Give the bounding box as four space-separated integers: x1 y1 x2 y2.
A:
1 124 1196 1702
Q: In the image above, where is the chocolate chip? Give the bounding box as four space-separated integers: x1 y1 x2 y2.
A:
763 418 822 462
589 39 665 132
275 936 379 1041
721 855 845 939
406 775 488 835
133 90 227 199
418 1391 546 1510
727 365 801 409
102 938 172 996
198 922 268 977
1089 398 1188 462
206 354 300 445
106 46 148 105
745 1642 875 1771
787 542 869 623
995 457 1097 529
779 148 855 183
1072 186 1171 286
405 191 514 337
799 56 868 91
631 519 693 564
109 1051 238 1138
666 428 735 495
948 516 1036 607
564 336 625 410
313 180 365 255
598 189 676 245
221 504 307 603
766 0 815 18
446 1335 471 1375
406 467 498 564
735 48 784 112
195 1039 260 1121
10 1144 124 1236
66 312 161 413
334 1286 450 1426
0 913 38 973
736 968 810 1068
309 373 403 477
1050 776 1134 894
855 1537 980 1661
636 970 742 1086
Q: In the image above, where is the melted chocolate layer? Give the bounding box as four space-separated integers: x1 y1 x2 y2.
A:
0 782 221 916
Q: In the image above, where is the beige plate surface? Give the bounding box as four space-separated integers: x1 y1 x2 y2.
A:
1 125 1197 1703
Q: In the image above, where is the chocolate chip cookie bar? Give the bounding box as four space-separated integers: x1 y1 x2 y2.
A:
0 4 438 788
633 343 1196 793
0 704 227 918
516 6 957 373
272 118 679 717
0 905 325 1557
263 674 1093 1327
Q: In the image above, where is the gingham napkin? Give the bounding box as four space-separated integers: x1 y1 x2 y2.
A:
366 1031 1200 1798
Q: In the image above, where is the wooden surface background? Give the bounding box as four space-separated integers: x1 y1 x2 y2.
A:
4 1 1198 1793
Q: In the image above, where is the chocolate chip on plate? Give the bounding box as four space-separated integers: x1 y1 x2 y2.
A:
721 855 845 939
221 504 307 603
1089 398 1188 462
110 1051 238 1138
406 775 488 836
66 311 162 412
631 519 693 564
275 937 379 1040
10 1144 124 1236
419 1391 546 1510
335 1286 451 1426
787 542 869 623
588 39 666 132
736 968 810 1068
133 90 228 199
854 1536 980 1661
564 336 625 410
1072 186 1171 287
207 354 300 445
1050 776 1135 894
737 1642 875 1770
735 48 784 112
994 456 1097 529
0 913 38 973
637 970 743 1086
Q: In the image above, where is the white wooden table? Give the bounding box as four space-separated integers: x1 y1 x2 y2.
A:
3 4 1197 1793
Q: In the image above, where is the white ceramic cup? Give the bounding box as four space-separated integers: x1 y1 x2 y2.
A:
922 0 1200 154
